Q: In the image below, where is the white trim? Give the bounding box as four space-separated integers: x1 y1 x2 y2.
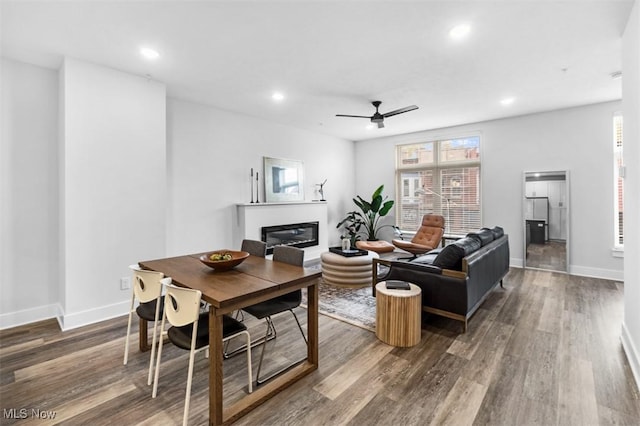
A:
512 260 623 281
621 322 640 391
510 257 525 268
59 300 130 331
0 303 63 330
611 247 624 258
568 265 624 281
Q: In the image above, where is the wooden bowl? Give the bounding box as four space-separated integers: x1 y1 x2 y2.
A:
199 250 250 271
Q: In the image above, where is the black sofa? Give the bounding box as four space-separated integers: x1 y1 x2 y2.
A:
373 226 510 332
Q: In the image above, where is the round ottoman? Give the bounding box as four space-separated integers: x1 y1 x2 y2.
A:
321 251 379 288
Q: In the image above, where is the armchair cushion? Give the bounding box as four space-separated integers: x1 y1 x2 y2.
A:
393 214 445 255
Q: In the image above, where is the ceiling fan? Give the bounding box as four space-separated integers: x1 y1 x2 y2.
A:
336 101 419 128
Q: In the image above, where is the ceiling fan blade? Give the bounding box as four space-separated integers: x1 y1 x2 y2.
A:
336 114 372 118
382 105 419 118
377 121 385 129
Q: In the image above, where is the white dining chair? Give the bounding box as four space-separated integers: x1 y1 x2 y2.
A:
123 264 165 386
152 283 253 426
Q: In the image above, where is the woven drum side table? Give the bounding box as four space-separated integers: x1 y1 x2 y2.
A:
375 281 422 347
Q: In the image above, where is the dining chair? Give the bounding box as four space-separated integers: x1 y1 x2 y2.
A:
152 282 253 426
242 245 307 385
241 239 267 257
123 264 165 386
229 240 267 325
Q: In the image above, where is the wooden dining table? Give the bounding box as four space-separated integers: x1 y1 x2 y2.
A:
139 252 321 425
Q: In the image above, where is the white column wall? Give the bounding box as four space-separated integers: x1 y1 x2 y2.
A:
621 0 640 391
59 58 166 329
0 59 60 327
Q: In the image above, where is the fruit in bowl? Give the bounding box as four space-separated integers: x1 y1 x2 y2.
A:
199 250 250 271
209 252 233 261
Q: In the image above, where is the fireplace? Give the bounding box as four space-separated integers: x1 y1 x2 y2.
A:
261 222 319 255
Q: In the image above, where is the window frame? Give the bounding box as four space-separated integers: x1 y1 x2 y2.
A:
395 133 482 236
613 113 624 250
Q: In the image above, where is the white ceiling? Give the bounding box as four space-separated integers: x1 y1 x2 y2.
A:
1 0 633 141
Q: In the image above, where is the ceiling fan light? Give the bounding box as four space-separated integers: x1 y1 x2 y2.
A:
449 24 471 40
140 47 160 60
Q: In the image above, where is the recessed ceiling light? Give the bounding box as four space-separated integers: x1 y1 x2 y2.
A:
366 124 375 130
140 47 160 60
272 92 285 102
610 71 622 80
449 24 471 40
500 97 515 106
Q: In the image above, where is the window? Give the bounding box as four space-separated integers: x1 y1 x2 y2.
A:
614 114 624 248
396 136 481 235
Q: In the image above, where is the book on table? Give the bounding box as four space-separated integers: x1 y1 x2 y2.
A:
385 280 411 290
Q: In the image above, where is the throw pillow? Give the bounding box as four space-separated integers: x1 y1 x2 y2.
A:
432 243 466 270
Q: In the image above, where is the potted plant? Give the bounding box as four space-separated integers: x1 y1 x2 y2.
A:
337 184 395 244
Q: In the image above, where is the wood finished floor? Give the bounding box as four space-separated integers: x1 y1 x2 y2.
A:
1 268 639 425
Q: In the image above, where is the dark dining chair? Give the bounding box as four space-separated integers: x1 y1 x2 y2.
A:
241 239 267 257
242 245 307 385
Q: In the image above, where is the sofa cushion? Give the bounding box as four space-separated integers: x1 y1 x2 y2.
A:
490 226 504 239
413 253 439 265
467 228 494 246
432 244 466 269
433 236 483 270
456 236 482 255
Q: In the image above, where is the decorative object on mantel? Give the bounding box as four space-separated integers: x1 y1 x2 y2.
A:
314 179 327 201
264 157 304 203
256 172 260 203
250 168 254 203
337 184 395 246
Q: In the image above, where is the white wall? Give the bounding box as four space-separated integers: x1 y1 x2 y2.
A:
1 59 60 327
0 58 355 330
166 98 355 256
621 0 640 391
356 101 624 280
59 58 167 329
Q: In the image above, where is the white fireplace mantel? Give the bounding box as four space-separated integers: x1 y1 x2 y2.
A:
233 201 328 261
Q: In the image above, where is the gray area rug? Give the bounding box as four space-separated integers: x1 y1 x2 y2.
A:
301 278 376 332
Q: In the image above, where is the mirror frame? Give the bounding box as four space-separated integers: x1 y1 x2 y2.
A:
522 170 570 273
264 157 305 203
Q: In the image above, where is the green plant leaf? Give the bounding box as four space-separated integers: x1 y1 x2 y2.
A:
379 200 394 216
370 194 382 212
372 185 384 199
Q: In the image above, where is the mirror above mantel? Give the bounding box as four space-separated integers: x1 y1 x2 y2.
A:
522 170 570 273
264 157 304 203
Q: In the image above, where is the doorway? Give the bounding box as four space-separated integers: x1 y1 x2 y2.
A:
523 171 569 273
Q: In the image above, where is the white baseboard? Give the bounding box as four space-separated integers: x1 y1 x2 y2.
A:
0 303 63 330
510 257 524 268
509 257 623 281
59 300 130 331
621 322 640 391
569 265 624 281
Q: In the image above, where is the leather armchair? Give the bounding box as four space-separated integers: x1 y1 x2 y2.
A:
392 214 445 258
